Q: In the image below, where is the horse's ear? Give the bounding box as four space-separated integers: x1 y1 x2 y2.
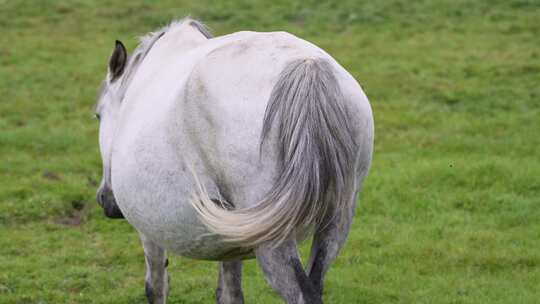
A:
108 40 127 82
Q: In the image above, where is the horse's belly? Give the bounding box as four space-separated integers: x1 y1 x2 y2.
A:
117 188 252 260
111 140 252 260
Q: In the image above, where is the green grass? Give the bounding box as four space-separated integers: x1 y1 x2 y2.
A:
1 0 539 303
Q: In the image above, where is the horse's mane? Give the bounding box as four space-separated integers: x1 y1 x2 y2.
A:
117 18 212 99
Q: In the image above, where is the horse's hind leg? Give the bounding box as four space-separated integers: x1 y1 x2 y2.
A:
216 261 244 304
140 234 169 304
306 194 357 297
256 237 322 304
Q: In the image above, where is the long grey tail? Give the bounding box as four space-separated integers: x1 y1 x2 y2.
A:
191 58 357 248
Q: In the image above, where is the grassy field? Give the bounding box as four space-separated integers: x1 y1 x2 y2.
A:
1 0 539 303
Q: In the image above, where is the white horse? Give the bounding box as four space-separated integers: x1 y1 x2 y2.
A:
95 18 373 304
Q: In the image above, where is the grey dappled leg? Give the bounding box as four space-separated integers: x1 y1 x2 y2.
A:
216 261 244 304
306 203 355 297
141 234 169 304
256 238 322 304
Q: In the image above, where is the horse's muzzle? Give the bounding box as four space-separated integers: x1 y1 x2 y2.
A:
96 184 124 219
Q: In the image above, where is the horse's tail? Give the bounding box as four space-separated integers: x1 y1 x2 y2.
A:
191 58 357 248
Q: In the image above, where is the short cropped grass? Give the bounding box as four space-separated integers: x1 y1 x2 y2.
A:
1 0 539 303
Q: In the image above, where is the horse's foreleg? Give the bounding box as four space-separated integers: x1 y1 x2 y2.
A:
140 234 169 304
306 197 356 297
216 261 244 304
255 237 322 304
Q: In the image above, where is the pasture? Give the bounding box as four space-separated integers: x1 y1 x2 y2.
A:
1 0 539 303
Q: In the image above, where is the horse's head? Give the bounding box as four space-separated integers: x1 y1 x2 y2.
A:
94 41 128 219
93 21 209 219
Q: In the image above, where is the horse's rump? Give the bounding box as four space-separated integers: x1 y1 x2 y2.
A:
191 57 359 248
